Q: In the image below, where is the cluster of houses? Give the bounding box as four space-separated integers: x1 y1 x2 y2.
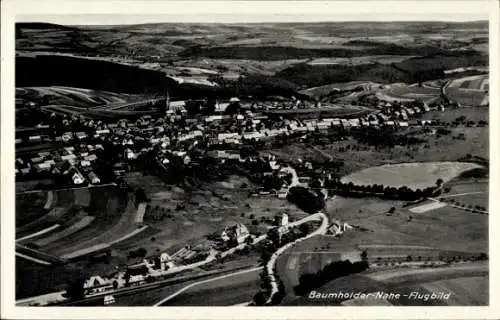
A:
15 144 103 185
16 95 439 187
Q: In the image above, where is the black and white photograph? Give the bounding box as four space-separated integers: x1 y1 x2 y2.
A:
1 0 499 318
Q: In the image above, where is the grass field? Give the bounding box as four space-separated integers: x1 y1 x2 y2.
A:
323 194 487 253
447 75 488 91
420 275 488 305
340 162 482 190
118 173 305 262
420 107 488 123
16 86 144 109
376 83 440 103
15 192 48 227
285 262 488 306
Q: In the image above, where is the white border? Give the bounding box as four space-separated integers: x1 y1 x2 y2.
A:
1 1 499 319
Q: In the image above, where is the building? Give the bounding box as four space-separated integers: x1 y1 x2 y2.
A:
88 172 100 184
221 223 250 244
68 167 85 185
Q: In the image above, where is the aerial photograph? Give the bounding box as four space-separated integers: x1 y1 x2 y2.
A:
13 12 489 307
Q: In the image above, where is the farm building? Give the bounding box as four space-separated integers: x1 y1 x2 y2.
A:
221 223 250 244
68 167 86 185
88 172 101 184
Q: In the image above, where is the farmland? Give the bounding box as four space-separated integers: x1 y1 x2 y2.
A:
444 74 489 106
340 162 482 190
285 262 488 306
121 173 307 258
16 86 146 109
322 193 487 253
446 74 489 91
13 19 490 307
375 83 440 103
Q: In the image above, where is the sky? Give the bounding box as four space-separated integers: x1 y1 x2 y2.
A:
12 1 490 25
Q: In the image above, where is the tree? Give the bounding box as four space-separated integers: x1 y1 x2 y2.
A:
436 178 444 187
65 278 86 301
360 250 368 262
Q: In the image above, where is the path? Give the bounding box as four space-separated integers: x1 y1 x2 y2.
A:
264 211 329 304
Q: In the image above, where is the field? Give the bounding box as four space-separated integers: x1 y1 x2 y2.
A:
446 74 489 91
440 179 488 210
340 162 482 190
16 86 145 109
375 83 440 103
264 105 373 119
420 106 489 123
419 276 488 305
15 192 49 227
444 74 489 106
299 81 382 98
15 21 488 102
121 173 307 258
323 193 487 253
285 262 488 306
307 55 418 66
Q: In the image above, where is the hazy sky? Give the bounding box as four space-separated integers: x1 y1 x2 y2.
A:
13 1 490 25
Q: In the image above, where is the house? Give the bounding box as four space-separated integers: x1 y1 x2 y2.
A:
125 149 137 160
221 223 250 244
88 172 100 184
30 157 44 164
35 162 52 172
28 135 41 143
68 167 85 185
84 275 109 289
61 154 77 161
81 160 91 167
277 187 288 199
84 154 98 162
75 132 88 140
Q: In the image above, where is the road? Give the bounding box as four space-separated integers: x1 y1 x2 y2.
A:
265 211 329 304
154 267 263 306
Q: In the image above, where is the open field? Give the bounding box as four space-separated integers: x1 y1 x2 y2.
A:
340 162 482 190
16 192 48 227
159 267 261 306
445 88 488 106
307 55 418 66
420 107 489 123
446 74 489 91
16 257 84 299
267 125 488 177
299 81 382 98
420 276 488 305
376 83 440 103
324 194 487 253
264 105 373 119
16 189 76 239
16 86 144 109
120 173 307 260
285 262 488 306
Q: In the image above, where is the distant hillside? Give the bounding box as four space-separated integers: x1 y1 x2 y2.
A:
277 51 488 87
16 22 77 31
16 55 168 94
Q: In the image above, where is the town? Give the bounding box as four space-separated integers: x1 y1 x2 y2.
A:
13 18 490 308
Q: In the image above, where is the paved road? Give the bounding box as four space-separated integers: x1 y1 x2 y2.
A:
265 211 329 304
